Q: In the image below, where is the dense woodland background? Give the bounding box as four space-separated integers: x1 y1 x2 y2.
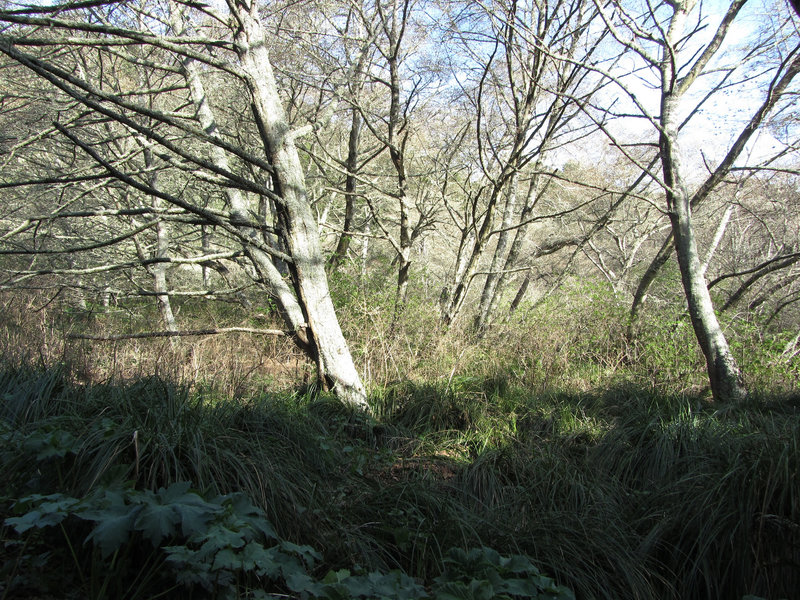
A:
1 0 799 598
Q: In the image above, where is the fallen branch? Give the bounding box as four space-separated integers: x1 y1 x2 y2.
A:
68 327 286 341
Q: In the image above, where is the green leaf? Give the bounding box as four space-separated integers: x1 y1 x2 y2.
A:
369 571 426 600
159 481 193 501
322 569 351 584
285 570 317 594
135 498 181 545
85 505 142 558
475 547 501 567
220 493 277 540
23 430 80 460
5 494 81 533
212 547 243 571
340 578 373 597
239 540 277 576
269 547 310 580
6 508 65 532
500 554 537 575
77 487 130 520
164 545 217 590
280 540 321 567
496 577 539 597
198 523 247 552
469 580 495 600
157 482 220 537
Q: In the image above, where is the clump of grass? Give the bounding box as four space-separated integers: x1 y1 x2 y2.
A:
0 364 343 547
590 392 800 599
367 378 800 599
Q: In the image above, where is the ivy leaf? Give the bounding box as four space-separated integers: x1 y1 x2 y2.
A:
132 483 220 545
239 540 276 575
269 546 311 581
499 554 536 574
219 493 277 540
77 487 130 520
175 498 219 537
285 570 318 595
159 480 192 500
250 545 291 579
135 496 181 546
166 548 214 589
367 571 427 600
322 569 351 585
474 547 501 567
280 540 321 568
468 580 495 600
159 483 221 537
334 572 379 598
163 544 196 565
198 523 247 553
6 508 66 532
75 487 141 557
496 577 539 597
23 430 80 460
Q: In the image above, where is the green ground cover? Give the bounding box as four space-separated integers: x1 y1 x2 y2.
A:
1 361 797 599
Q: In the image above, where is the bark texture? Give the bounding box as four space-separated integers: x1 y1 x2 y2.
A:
659 0 746 402
231 0 367 408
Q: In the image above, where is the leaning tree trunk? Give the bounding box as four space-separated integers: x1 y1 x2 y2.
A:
176 26 308 342
473 174 519 334
666 183 747 402
231 0 367 408
660 1 746 402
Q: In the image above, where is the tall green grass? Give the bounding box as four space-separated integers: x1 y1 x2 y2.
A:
6 363 797 599
2 275 799 599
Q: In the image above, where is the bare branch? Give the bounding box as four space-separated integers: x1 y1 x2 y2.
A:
68 326 287 341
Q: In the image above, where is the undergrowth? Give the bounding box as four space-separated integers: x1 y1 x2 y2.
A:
1 277 798 599
1 363 798 599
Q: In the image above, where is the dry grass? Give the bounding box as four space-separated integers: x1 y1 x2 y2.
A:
3 272 797 403
0 291 309 398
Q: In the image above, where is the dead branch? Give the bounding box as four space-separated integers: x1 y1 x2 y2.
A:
68 327 286 341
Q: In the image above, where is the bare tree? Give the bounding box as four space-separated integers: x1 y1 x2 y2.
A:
589 0 800 401
0 0 368 408
350 0 440 314
435 0 610 329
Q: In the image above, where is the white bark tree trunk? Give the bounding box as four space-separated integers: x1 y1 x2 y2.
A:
178 34 307 338
142 146 178 336
660 1 746 402
699 204 735 278
229 0 367 408
153 219 178 334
